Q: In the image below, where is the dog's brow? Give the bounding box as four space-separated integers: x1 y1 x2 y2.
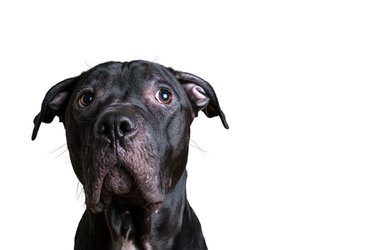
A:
145 77 171 88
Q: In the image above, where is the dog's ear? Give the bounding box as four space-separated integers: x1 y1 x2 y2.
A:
32 76 80 140
172 69 229 129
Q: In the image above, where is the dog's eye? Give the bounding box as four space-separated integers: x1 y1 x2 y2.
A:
78 92 94 107
155 89 173 104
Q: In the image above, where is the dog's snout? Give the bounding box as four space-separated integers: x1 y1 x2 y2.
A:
96 113 136 140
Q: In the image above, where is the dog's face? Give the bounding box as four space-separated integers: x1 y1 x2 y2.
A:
32 60 228 213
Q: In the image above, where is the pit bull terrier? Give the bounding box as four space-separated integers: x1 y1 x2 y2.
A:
32 60 228 250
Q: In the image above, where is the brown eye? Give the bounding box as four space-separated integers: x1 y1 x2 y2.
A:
155 89 172 104
78 92 94 107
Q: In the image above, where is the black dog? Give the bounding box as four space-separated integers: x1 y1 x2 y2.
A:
32 60 228 250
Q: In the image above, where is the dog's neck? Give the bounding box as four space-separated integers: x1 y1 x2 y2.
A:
90 171 189 250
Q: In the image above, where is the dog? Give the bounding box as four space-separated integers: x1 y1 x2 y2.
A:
32 60 228 250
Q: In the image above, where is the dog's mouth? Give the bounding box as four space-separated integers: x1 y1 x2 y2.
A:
82 127 165 213
85 165 164 213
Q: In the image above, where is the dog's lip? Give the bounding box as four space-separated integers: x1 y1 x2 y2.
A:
85 181 106 213
85 171 164 214
85 173 128 213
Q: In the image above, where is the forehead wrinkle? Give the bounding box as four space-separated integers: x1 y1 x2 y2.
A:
121 61 184 101
79 69 115 91
128 61 172 82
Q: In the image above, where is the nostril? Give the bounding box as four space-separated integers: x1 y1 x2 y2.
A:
96 113 136 140
118 118 135 136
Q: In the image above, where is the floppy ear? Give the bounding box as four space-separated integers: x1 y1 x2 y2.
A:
172 69 229 129
31 76 79 140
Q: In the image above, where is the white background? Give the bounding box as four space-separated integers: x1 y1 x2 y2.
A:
1 1 374 249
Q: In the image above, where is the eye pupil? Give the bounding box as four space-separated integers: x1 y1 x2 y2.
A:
156 89 172 104
161 91 169 101
83 94 93 103
79 93 94 107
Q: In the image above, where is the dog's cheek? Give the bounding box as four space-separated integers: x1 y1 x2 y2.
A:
163 119 190 189
66 138 88 185
64 109 92 184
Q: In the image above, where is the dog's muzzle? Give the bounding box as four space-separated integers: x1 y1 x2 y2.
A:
84 108 164 213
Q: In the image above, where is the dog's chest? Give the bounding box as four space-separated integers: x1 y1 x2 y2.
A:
121 228 138 250
121 239 138 250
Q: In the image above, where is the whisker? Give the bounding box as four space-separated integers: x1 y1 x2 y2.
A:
54 149 68 159
49 144 66 155
190 139 208 154
84 59 92 69
76 182 85 201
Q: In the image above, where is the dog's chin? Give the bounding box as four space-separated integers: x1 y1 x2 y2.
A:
87 189 163 214
85 167 163 214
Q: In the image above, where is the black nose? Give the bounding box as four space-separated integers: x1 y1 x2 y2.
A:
96 112 136 140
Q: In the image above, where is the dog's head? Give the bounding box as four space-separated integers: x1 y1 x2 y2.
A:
32 60 228 212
